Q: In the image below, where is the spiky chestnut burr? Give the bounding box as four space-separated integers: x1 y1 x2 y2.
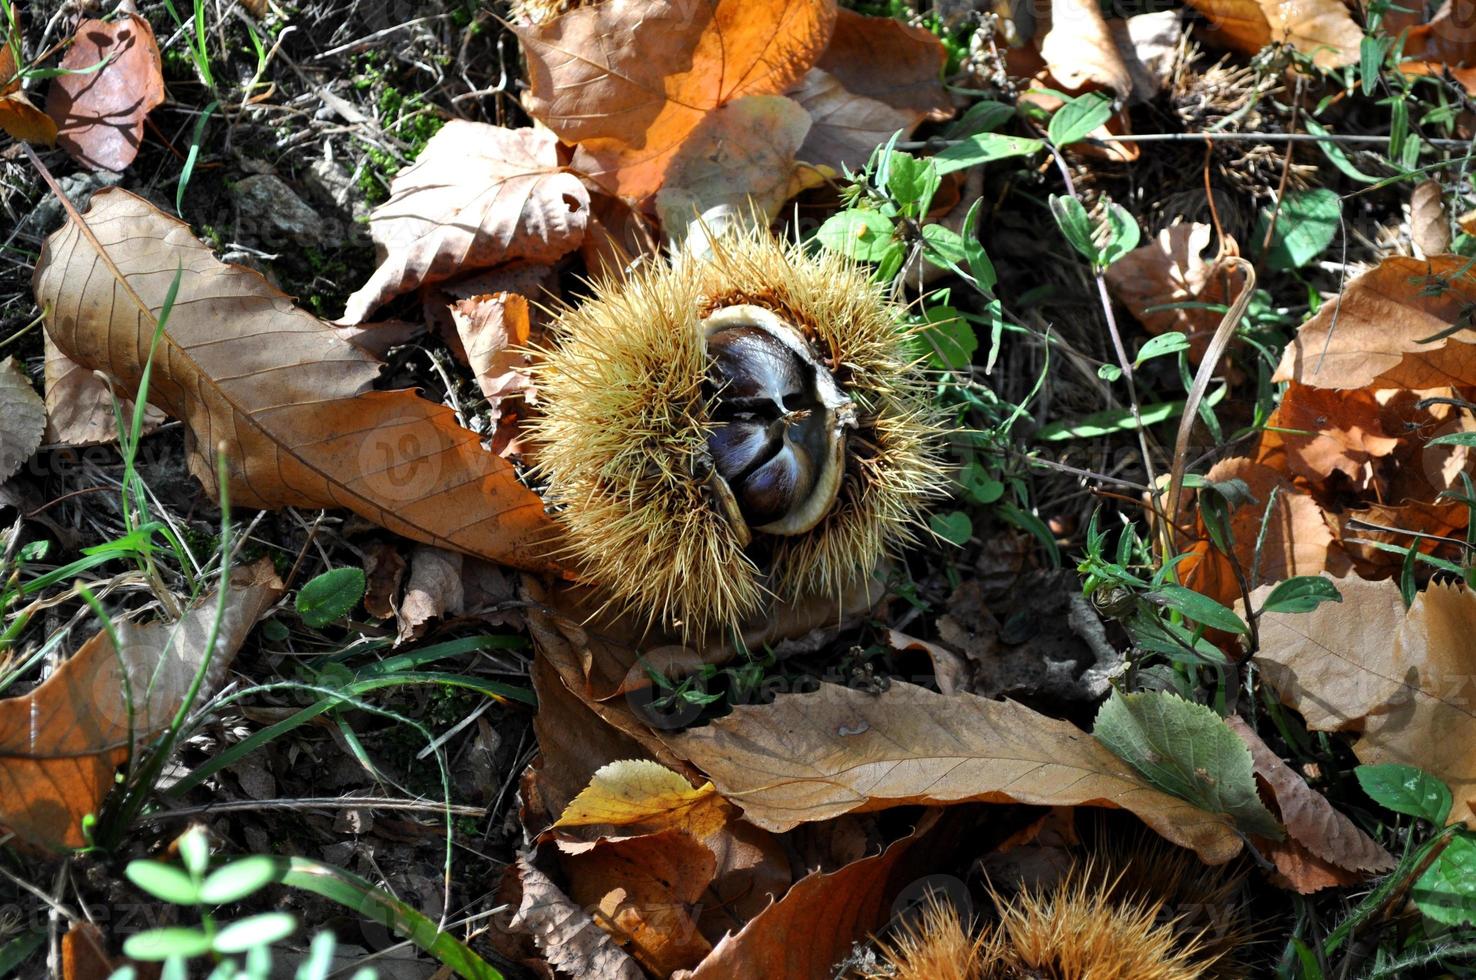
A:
529 231 945 636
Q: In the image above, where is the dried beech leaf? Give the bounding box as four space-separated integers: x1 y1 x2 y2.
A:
1256 577 1476 826
1412 180 1453 257
449 291 535 412
1184 0 1360 67
665 681 1242 863
517 0 835 198
1275 256 1476 390
34 188 563 573
0 14 56 145
680 811 943 980
556 759 733 839
1103 223 1247 361
45 14 164 172
0 356 44 482
1227 717 1394 893
43 333 163 446
1038 0 1134 96
0 559 282 850
343 122 590 324
1256 384 1401 487
789 68 914 174
511 854 645 980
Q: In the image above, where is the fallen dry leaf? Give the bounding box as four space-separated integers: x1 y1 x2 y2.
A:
655 95 814 245
1038 0 1134 96
517 0 835 199
1108 11 1183 102
1104 223 1247 361
397 544 463 642
35 188 564 574
789 68 916 175
1256 576 1476 827
1412 179 1452 257
563 829 717 975
510 853 646 980
0 355 44 482
0 558 282 850
679 810 944 980
1276 256 1476 390
342 122 589 324
45 13 164 172
1256 384 1401 489
0 11 57 145
1185 0 1361 68
556 759 734 839
448 291 536 413
1227 717 1394 893
665 680 1243 863
42 334 163 446
361 541 406 622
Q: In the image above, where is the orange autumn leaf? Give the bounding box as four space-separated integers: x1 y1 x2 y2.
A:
1186 0 1361 67
0 560 282 851
0 11 56 145
517 0 836 199
34 188 565 574
1256 383 1401 488
45 13 165 172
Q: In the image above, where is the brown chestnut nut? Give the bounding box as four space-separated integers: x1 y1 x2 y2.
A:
702 305 854 537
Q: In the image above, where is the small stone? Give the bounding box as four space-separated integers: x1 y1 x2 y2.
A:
232 173 322 246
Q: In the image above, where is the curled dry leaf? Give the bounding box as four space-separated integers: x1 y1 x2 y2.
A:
678 811 944 980
1276 256 1476 390
0 356 44 482
665 681 1243 863
555 759 734 839
0 558 282 851
1184 0 1360 68
34 188 564 573
1256 576 1476 827
1412 180 1453 257
0 11 56 145
1227 717 1394 894
44 13 164 172
517 0 836 199
1256 384 1400 489
1104 223 1247 361
448 291 535 412
43 333 164 446
1038 0 1134 96
342 122 590 324
510 854 646 980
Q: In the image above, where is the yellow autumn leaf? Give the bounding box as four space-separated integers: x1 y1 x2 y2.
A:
555 759 733 838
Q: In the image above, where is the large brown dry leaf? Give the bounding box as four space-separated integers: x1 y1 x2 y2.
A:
654 95 813 242
679 811 943 980
0 559 281 850
1185 0 1361 67
45 14 164 172
517 0 835 199
0 356 44 482
665 681 1243 863
790 69 914 174
1276 256 1476 390
42 334 163 446
1256 384 1400 488
1104 223 1247 361
35 189 563 573
1256 576 1476 826
342 122 589 324
1178 457 1344 612
1038 0 1134 96
0 12 56 145
510 854 645 980
1227 717 1394 893
563 829 717 975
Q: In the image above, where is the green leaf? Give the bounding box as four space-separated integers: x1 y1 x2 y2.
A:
959 461 1005 504
1134 332 1191 365
177 827 210 877
1036 399 1185 441
1429 430 1476 447
920 307 978 371
1146 584 1249 634
921 222 992 289
296 567 366 628
1100 202 1141 266
1048 91 1113 147
886 152 940 216
1260 576 1342 614
212 912 298 954
1413 832 1476 925
945 100 1014 139
1098 364 1122 381
200 855 279 905
296 932 338 980
1356 763 1453 824
1093 690 1282 838
932 132 1044 175
125 860 201 905
1304 118 1382 184
931 511 973 546
1257 188 1341 271
122 928 213 962
815 209 896 262
1049 194 1097 263
1359 36 1391 96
